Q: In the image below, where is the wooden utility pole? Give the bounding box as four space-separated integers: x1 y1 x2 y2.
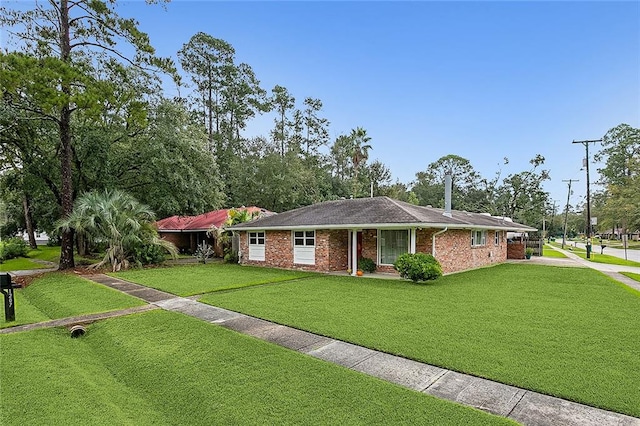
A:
562 179 579 249
572 139 602 258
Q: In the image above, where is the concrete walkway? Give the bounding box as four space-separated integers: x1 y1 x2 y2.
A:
8 273 629 426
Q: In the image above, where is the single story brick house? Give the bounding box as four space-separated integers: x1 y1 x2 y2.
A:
156 207 269 255
229 196 536 275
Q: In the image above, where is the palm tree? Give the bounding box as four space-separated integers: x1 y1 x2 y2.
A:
58 189 177 271
349 127 372 197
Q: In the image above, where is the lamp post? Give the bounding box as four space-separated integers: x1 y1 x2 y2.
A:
572 139 602 259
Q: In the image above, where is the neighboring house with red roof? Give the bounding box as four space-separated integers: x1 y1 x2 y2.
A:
229 197 536 275
156 207 269 255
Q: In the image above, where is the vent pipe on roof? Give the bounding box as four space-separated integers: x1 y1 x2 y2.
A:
443 173 452 218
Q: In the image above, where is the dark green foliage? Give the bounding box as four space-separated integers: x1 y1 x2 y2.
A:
131 242 167 266
393 252 442 282
0 237 29 261
223 252 238 264
357 257 376 273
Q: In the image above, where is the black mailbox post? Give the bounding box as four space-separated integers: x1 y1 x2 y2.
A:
1 273 20 322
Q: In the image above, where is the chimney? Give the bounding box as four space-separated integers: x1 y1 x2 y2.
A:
443 173 452 218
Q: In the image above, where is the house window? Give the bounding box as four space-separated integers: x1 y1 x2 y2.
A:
495 231 500 246
293 230 315 265
379 229 409 265
471 230 487 247
248 231 265 261
294 231 315 246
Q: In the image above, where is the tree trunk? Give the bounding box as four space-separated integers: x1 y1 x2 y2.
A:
22 194 37 249
76 232 89 256
58 0 75 270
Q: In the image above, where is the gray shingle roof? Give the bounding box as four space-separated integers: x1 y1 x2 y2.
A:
229 197 536 232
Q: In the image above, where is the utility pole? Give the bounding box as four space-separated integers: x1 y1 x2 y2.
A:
572 139 602 258
550 200 557 241
562 179 579 249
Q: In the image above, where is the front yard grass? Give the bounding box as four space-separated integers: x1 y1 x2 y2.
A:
0 256 48 271
621 272 640 283
112 263 316 296
0 310 514 425
542 245 567 258
200 264 640 417
1 272 146 328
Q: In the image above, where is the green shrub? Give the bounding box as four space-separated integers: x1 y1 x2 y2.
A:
223 252 238 264
357 257 377 273
0 237 29 261
393 253 442 282
132 242 167 266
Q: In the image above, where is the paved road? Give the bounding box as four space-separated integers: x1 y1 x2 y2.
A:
555 240 640 263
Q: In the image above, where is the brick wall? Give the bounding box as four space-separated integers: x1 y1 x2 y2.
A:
433 229 507 273
327 230 349 271
239 228 508 275
238 230 349 272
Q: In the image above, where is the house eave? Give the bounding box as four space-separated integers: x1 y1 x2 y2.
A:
231 223 537 233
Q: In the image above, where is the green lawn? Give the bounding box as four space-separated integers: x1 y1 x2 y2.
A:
112 263 316 296
200 264 640 417
1 273 146 328
621 272 640 283
0 245 60 272
0 256 48 271
0 310 514 425
542 245 567 258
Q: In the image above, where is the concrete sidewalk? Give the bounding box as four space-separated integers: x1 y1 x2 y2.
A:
57 274 638 426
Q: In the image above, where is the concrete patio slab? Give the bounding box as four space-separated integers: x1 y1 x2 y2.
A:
351 352 447 391
307 340 377 368
509 390 640 426
425 370 526 416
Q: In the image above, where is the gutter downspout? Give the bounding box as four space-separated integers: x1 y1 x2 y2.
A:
432 227 448 258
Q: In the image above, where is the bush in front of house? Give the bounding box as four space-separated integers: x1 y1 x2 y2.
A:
357 257 377 273
0 237 29 261
393 253 442 282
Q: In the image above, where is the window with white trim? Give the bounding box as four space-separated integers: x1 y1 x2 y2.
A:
294 231 315 246
248 231 265 261
293 230 315 264
495 231 500 246
379 229 409 265
471 230 487 247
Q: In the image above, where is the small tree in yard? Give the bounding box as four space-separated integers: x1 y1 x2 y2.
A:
394 253 443 282
58 189 177 271
193 241 214 264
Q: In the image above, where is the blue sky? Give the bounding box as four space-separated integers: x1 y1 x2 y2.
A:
8 1 640 210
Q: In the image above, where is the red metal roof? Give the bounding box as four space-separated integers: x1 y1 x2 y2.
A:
156 207 267 232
